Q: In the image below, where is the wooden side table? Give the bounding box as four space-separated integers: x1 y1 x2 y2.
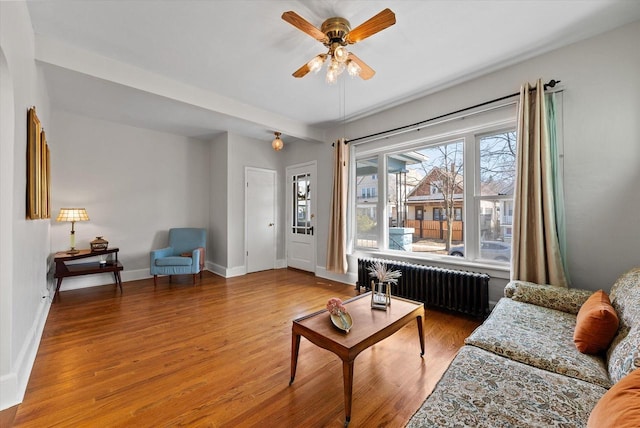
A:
53 248 123 301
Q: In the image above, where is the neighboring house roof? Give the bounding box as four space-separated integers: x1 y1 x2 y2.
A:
480 177 514 196
407 167 463 198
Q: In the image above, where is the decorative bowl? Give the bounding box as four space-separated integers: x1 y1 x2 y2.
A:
330 311 353 333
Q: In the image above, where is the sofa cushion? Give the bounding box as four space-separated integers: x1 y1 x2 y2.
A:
407 345 607 428
574 290 619 354
587 369 640 428
465 298 611 388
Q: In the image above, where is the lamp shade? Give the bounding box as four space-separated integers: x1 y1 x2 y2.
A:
56 208 89 222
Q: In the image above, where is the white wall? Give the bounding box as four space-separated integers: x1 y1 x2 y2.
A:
0 0 52 410
324 20 640 299
50 111 211 289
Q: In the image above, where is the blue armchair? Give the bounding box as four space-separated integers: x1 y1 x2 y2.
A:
150 228 207 286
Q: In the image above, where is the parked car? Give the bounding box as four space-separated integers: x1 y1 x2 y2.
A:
449 241 511 261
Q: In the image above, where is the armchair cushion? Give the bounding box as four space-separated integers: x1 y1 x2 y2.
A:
155 256 193 267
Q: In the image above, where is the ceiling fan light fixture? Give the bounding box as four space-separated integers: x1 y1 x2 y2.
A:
272 132 284 151
326 68 338 84
333 45 349 63
283 8 395 83
347 60 361 77
308 55 325 73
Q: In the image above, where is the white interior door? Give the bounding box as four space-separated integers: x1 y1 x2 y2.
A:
246 167 276 273
286 162 316 273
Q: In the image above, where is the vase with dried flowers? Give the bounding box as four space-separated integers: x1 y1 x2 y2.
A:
326 297 352 333
367 260 402 309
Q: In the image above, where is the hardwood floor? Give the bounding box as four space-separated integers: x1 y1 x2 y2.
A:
3 269 480 427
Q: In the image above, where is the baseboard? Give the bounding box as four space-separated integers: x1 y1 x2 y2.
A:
206 262 245 278
0 295 50 410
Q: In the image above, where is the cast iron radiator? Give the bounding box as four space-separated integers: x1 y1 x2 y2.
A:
356 257 490 318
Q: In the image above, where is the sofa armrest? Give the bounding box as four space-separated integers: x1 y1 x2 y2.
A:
504 280 594 315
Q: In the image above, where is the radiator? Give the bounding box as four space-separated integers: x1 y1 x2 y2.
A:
357 257 490 318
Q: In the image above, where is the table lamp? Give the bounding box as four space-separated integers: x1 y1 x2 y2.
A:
56 208 89 254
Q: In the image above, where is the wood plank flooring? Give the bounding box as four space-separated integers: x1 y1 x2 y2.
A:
4 269 480 427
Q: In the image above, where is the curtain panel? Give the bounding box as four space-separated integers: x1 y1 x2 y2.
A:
511 79 568 286
326 139 349 274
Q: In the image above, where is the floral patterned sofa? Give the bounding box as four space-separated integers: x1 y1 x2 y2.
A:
407 267 640 427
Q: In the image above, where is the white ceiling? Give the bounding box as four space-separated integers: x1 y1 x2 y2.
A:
26 0 640 144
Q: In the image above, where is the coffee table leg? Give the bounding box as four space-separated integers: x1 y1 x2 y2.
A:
416 315 425 356
342 360 354 426
290 333 301 385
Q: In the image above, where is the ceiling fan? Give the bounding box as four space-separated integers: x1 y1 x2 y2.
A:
282 8 396 83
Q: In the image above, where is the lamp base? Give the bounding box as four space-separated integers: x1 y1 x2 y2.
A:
66 248 80 255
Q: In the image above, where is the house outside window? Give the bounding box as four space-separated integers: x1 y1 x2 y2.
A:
351 103 517 266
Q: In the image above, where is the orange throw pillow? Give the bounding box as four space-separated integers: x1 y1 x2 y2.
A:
573 290 619 354
588 369 640 427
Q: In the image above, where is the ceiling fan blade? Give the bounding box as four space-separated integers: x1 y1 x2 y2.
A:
282 11 328 43
292 62 311 78
345 8 396 44
348 53 375 80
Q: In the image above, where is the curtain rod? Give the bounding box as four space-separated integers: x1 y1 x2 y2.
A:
339 79 561 145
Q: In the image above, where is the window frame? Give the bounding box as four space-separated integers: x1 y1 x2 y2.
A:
349 101 518 270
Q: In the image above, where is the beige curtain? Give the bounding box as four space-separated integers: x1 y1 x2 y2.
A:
511 79 568 286
326 139 349 274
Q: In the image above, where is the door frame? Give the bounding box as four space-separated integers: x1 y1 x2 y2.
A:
244 166 277 273
285 160 317 273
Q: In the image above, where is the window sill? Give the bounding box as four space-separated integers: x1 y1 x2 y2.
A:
350 249 511 281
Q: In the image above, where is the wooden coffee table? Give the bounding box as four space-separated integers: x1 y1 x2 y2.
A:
290 293 425 426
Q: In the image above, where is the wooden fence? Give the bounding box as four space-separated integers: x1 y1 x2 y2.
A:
405 219 463 241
